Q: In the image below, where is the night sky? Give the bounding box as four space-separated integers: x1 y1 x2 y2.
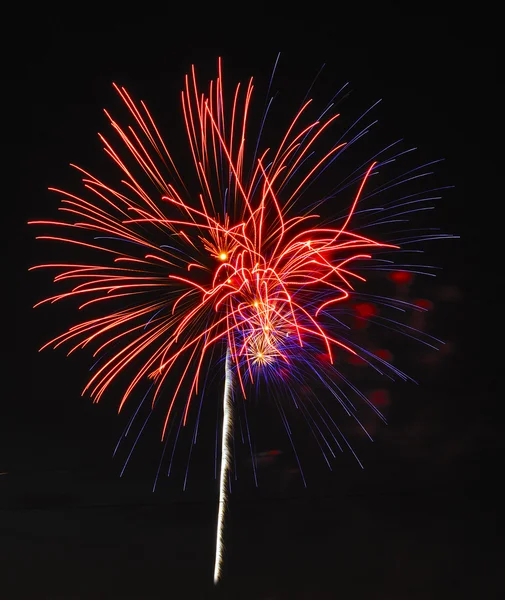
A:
2 16 499 600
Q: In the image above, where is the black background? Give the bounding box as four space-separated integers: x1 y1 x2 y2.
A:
1 14 499 600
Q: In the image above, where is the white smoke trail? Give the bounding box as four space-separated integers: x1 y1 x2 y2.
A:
213 347 233 584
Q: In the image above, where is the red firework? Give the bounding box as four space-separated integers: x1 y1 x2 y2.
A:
30 59 397 442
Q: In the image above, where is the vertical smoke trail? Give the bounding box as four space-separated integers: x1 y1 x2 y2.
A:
213 347 233 584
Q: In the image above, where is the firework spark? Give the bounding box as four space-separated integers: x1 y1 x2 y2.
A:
31 56 455 581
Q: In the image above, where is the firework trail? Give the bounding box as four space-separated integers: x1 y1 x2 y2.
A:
214 346 233 583
30 55 455 580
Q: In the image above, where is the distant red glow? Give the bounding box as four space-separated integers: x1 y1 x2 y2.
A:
414 298 433 310
374 348 393 361
389 271 413 284
368 389 390 407
355 302 378 319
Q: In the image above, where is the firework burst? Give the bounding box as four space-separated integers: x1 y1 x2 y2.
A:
30 56 455 581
